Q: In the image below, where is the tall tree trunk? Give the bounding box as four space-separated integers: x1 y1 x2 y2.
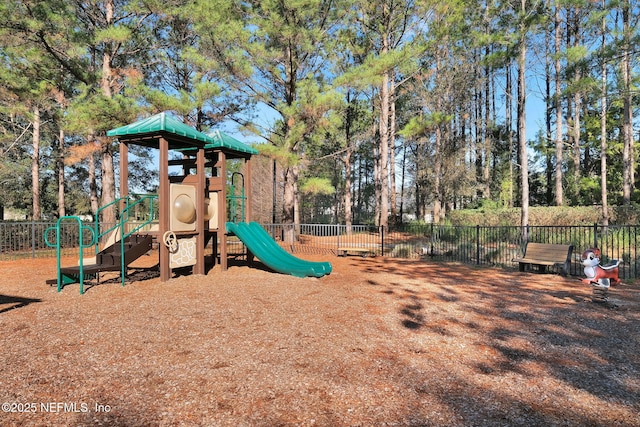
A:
282 166 296 242
399 141 406 222
433 47 443 223
544 2 553 205
567 6 582 203
375 0 392 230
293 166 300 236
389 76 397 224
433 124 443 223
506 61 514 208
31 105 41 220
344 97 354 233
378 68 390 230
483 55 491 199
373 116 381 225
482 0 491 199
472 49 480 201
344 143 353 231
280 18 300 243
571 91 582 203
621 0 633 204
600 75 609 224
99 0 117 224
600 1 609 225
272 160 277 223
100 141 116 222
88 150 99 215
518 0 529 234
57 128 66 218
554 0 564 206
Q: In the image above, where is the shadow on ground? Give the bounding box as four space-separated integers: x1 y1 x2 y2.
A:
0 294 41 314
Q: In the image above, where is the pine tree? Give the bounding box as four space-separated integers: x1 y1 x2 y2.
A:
190 0 345 241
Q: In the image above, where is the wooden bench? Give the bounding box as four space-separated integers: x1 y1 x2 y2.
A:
512 242 573 275
337 247 377 257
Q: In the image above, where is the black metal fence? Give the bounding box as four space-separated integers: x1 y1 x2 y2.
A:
262 223 640 280
2 221 639 280
0 221 87 260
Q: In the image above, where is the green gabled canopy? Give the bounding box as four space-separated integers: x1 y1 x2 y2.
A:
205 129 258 155
107 112 257 156
107 112 208 147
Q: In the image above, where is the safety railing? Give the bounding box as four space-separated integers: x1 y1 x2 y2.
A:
44 216 96 293
94 194 158 250
227 172 246 223
93 194 158 286
38 195 159 292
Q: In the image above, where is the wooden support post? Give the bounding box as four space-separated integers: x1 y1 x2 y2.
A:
245 157 252 222
218 151 227 271
159 137 171 282
119 142 129 207
195 147 205 275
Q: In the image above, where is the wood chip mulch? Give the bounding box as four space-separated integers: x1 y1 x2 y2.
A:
1 253 639 426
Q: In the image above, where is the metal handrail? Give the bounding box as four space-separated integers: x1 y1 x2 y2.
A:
44 216 96 294
93 194 158 249
93 195 158 287
43 195 158 293
228 172 246 223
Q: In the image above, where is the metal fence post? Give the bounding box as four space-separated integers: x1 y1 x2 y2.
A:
31 220 36 258
593 222 598 248
476 225 480 265
430 222 434 256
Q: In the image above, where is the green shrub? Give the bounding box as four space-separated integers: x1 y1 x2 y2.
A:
447 205 640 226
390 243 416 259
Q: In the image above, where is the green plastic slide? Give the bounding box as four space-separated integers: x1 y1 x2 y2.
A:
226 222 332 278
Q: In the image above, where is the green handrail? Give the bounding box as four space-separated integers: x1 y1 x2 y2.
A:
119 195 157 286
94 195 156 248
44 216 96 294
228 172 246 223
94 195 158 287
44 194 158 293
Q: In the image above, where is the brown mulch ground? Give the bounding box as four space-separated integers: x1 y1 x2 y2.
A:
1 253 639 426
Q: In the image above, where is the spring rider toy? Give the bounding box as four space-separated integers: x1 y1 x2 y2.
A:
581 248 620 303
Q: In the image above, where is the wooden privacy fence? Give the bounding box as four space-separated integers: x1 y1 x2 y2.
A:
2 221 639 280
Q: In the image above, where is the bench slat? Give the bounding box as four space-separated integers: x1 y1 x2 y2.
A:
511 258 557 266
337 247 376 257
512 242 573 275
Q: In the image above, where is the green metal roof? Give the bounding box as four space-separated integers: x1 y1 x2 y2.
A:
107 112 208 144
205 129 258 155
107 112 257 155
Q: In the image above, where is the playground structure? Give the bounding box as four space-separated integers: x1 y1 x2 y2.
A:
45 112 331 293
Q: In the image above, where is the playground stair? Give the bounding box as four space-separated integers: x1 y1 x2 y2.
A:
60 233 153 282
